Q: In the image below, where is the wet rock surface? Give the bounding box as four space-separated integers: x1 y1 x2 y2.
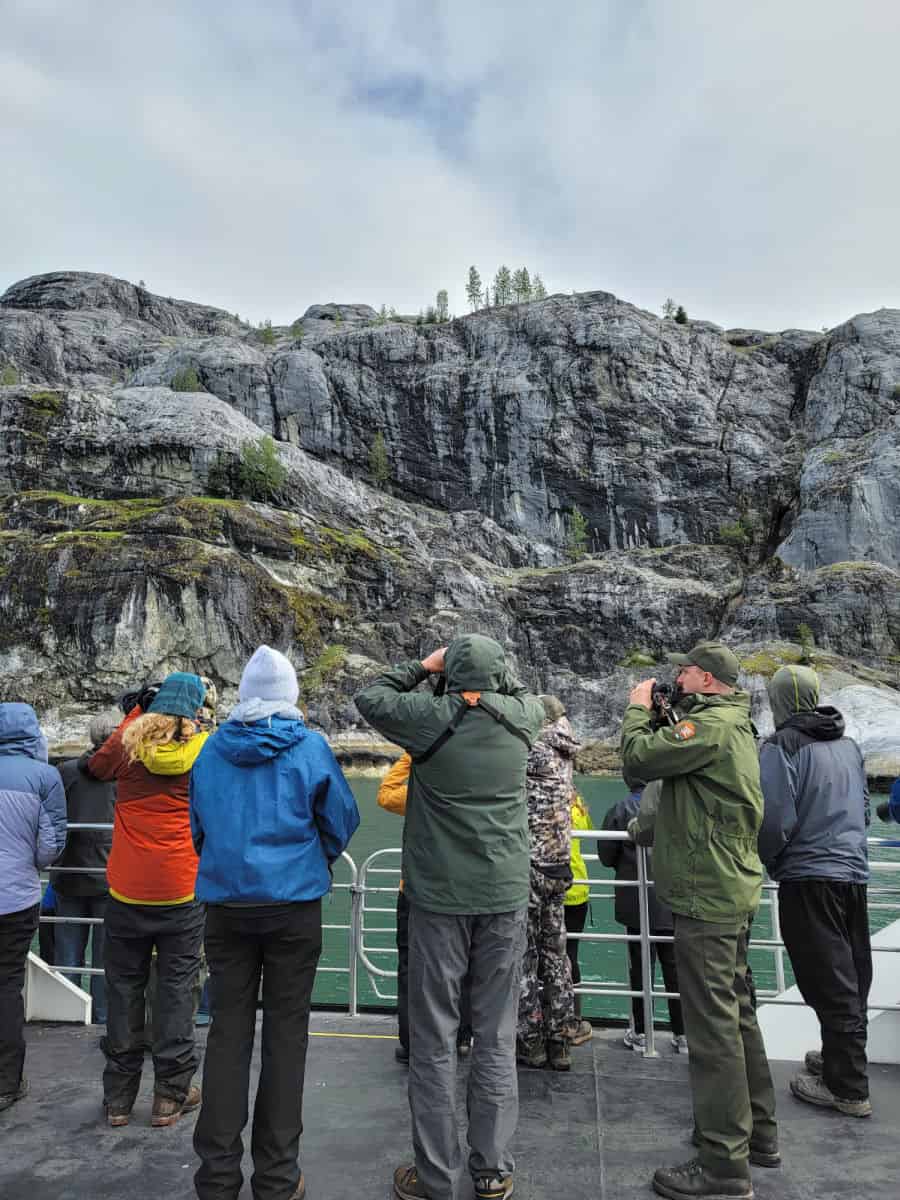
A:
0 271 897 771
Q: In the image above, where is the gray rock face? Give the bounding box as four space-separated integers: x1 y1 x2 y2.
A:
0 271 897 773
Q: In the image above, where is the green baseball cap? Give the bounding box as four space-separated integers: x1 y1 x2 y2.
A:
667 640 740 687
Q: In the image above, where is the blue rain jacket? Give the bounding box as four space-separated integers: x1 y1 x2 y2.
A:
189 715 360 904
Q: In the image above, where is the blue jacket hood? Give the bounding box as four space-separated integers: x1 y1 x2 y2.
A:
213 716 307 766
0 703 48 762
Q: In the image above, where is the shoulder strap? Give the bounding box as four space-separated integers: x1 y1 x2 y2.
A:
474 697 533 749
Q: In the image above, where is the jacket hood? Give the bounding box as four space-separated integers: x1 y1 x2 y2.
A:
768 665 820 729
776 706 845 742
138 731 209 775
214 715 307 765
444 634 508 692
0 702 48 762
538 715 581 758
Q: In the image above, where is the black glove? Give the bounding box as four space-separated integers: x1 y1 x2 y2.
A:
876 801 892 823
119 681 161 715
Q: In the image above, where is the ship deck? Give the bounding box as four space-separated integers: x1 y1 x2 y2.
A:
4 1014 898 1200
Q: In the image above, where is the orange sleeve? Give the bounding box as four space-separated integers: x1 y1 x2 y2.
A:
377 752 411 816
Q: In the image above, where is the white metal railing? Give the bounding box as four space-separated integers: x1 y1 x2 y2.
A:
40 824 900 1057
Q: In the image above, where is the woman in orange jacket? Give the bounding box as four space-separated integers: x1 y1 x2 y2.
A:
89 671 208 1129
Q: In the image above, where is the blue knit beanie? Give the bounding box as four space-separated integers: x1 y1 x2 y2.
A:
147 672 206 720
238 646 299 704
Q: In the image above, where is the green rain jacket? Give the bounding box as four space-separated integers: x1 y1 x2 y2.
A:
620 691 764 923
355 635 545 914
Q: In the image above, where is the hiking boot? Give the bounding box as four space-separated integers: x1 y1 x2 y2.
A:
395 1044 409 1064
516 1037 547 1069
804 1049 823 1076
0 1077 28 1113
547 1039 571 1071
474 1174 513 1200
690 1128 780 1168
288 1173 306 1200
623 1029 646 1053
103 1098 133 1128
393 1163 430 1200
671 1034 689 1054
567 1018 593 1046
790 1072 872 1117
653 1158 752 1199
151 1084 201 1127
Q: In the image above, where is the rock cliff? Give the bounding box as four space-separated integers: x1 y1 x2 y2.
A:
1 271 897 774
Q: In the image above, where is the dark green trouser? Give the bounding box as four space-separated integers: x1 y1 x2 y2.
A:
673 914 777 1177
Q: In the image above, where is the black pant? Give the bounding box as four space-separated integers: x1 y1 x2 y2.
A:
779 879 872 1101
397 889 471 1052
103 897 204 1108
0 903 39 1096
564 901 588 987
626 926 684 1036
194 901 322 1200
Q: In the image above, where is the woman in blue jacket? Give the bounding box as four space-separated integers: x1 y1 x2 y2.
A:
189 646 360 1200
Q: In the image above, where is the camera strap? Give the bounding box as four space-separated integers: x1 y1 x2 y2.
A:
412 692 531 765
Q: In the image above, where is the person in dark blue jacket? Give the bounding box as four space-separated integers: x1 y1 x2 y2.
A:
0 703 66 1112
189 645 360 1200
759 665 872 1118
875 777 900 825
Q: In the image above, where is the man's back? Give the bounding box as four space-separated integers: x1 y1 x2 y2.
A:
356 635 545 913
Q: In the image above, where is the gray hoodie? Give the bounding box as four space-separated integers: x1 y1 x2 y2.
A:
758 667 869 883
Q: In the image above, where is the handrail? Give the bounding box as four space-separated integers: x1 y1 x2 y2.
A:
40 824 900 1048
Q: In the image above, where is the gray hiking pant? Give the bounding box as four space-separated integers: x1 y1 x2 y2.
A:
407 904 527 1200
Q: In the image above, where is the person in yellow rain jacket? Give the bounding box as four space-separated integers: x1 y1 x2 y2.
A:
563 790 593 1045
377 753 472 1064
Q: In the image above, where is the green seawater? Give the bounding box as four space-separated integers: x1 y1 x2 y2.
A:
315 778 900 1024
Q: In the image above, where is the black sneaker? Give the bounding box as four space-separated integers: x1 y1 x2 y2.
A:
395 1044 409 1064
0 1077 28 1113
515 1038 547 1069
653 1158 752 1199
474 1174 513 1200
547 1039 571 1071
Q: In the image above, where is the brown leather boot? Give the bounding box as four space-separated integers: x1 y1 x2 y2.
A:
151 1084 201 1127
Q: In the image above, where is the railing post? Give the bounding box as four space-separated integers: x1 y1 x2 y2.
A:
635 845 658 1057
347 884 362 1017
769 883 786 995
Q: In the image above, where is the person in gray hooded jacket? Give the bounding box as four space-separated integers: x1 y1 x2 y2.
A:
758 665 872 1118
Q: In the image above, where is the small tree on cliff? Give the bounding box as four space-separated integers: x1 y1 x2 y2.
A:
239 435 287 502
493 265 512 306
662 298 676 319
466 266 482 310
532 274 547 301
171 365 203 392
368 431 390 488
674 305 688 324
566 505 589 561
512 267 532 303
435 289 449 322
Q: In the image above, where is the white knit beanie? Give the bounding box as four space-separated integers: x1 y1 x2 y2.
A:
238 645 300 704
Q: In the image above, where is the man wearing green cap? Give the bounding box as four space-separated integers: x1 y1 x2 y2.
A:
621 641 777 1200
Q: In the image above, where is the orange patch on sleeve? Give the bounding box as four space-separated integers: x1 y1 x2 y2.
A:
673 721 697 741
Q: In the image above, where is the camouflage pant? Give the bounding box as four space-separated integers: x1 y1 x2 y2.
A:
517 867 575 1043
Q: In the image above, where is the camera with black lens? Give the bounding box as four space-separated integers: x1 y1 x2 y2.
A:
650 680 684 728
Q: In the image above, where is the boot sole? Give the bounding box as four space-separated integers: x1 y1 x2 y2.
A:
790 1078 872 1117
653 1180 752 1200
475 1184 514 1200
151 1099 201 1127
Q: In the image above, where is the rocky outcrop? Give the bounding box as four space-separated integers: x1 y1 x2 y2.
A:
0 271 897 774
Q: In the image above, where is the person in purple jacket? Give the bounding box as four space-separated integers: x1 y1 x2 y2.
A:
0 703 67 1112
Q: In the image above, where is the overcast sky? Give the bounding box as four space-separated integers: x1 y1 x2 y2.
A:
2 1 898 331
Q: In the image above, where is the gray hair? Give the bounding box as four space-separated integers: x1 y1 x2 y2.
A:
539 694 566 723
89 710 120 749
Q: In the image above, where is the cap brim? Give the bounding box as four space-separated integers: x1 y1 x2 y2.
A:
666 652 691 666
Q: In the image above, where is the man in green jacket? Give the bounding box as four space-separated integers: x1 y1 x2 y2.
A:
356 635 545 1200
620 641 778 1200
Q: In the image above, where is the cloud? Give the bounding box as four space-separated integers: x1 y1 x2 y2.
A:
1 0 898 330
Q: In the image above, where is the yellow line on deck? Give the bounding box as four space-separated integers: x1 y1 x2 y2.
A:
309 1031 395 1040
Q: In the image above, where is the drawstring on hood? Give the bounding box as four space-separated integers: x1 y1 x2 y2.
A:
768 665 820 730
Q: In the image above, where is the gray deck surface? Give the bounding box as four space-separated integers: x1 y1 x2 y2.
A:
2 1015 897 1200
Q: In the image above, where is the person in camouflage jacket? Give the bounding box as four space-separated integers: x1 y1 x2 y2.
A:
517 696 581 1070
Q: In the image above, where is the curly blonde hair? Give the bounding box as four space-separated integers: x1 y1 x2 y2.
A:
122 713 197 764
